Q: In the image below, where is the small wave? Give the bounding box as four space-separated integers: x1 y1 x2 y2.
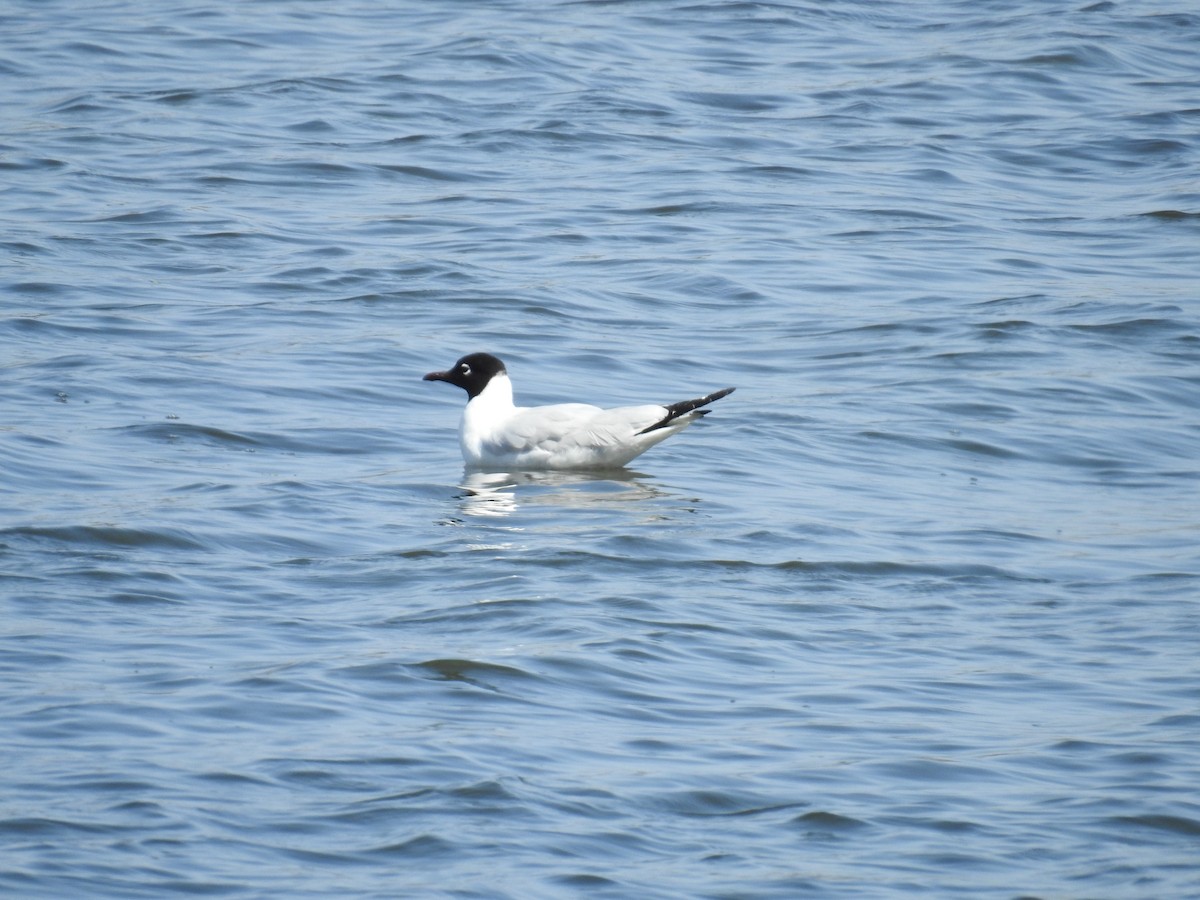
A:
792 810 871 831
858 429 1020 460
500 550 1037 584
0 817 109 837
554 873 618 888
0 524 204 551
654 789 808 818
1069 317 1190 337
365 834 455 858
676 90 789 112
1109 814 1200 837
374 163 485 182
1138 209 1200 221
117 422 262 448
409 658 536 685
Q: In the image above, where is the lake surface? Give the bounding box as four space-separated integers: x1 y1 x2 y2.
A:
3 1 1199 897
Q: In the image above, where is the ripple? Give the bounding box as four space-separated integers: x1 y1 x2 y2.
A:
1139 209 1200 220
1109 814 1200 837
117 422 262 448
1 524 205 551
676 90 790 112
792 810 871 832
408 658 537 685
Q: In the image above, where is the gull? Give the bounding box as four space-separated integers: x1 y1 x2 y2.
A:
423 352 734 470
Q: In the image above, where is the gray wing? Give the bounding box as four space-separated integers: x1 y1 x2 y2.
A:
557 405 668 451
498 404 667 453
491 403 610 453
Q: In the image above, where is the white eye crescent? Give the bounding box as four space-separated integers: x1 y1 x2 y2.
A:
460 364 471 375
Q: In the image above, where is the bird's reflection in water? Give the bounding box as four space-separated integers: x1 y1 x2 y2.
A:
456 469 667 518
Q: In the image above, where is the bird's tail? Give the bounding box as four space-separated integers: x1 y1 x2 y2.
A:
638 387 735 434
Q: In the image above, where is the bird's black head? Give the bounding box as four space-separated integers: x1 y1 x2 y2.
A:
423 352 507 399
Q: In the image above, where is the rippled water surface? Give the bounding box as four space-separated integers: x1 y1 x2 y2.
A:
3 1 1199 897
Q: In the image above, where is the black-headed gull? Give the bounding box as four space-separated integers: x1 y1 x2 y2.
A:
424 352 734 470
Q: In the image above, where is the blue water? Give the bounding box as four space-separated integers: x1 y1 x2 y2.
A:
3 1 1199 897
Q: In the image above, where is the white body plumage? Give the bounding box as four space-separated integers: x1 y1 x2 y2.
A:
424 353 733 471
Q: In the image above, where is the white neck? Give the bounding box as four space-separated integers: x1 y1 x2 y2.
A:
460 373 516 458
470 372 514 412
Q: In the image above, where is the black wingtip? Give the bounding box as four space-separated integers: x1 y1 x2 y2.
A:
637 386 736 435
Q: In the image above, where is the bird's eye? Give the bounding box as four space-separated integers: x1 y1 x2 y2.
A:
460 364 471 375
